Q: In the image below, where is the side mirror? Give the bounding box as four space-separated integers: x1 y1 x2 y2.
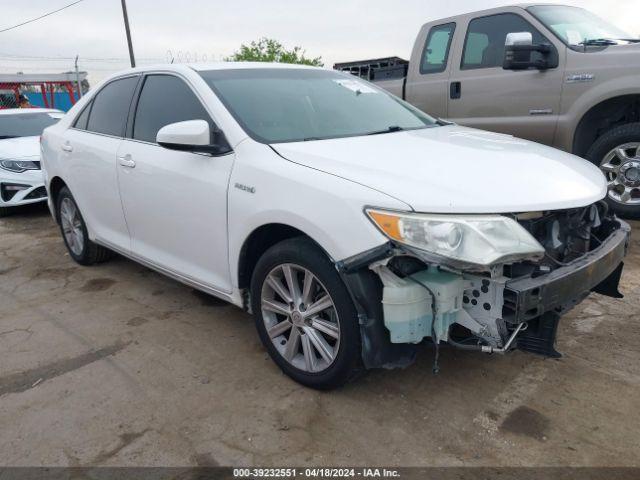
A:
156 120 232 155
503 31 557 70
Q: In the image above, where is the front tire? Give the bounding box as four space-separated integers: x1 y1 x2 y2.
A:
250 237 362 390
56 186 112 265
586 123 640 219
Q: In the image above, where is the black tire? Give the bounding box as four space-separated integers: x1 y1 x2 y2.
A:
56 186 112 265
586 122 640 219
250 237 363 390
0 206 14 218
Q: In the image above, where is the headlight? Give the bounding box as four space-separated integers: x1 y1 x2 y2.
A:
366 208 544 269
0 160 40 173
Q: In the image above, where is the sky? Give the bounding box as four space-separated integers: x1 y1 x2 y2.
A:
0 0 638 84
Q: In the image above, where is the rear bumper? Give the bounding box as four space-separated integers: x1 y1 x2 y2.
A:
504 219 631 323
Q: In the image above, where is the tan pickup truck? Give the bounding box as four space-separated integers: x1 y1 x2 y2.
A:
335 4 640 218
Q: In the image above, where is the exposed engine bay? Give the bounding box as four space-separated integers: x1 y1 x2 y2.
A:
338 202 630 370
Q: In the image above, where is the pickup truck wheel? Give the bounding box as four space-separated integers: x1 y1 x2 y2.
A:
250 237 362 390
56 187 112 265
586 123 640 219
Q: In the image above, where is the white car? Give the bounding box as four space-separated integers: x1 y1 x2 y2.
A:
0 108 64 216
41 63 629 389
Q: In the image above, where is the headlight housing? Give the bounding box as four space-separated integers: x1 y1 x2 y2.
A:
0 159 40 173
366 208 544 269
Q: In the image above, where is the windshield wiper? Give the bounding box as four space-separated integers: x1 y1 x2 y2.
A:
579 38 639 46
299 124 430 142
366 125 404 136
579 38 617 46
0 135 18 140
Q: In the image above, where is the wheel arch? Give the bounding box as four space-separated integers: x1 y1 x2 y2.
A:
573 94 640 157
48 176 68 223
237 223 332 291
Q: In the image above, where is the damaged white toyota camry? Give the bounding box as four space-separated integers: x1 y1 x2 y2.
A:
41 63 630 389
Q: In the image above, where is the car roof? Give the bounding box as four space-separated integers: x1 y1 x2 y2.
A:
117 62 320 76
0 108 63 116
188 62 319 71
89 62 330 96
515 3 577 8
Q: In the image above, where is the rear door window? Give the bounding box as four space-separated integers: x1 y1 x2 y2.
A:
132 75 213 144
420 23 456 74
73 103 92 130
86 76 139 136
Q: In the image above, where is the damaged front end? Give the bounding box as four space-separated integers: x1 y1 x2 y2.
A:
337 202 631 370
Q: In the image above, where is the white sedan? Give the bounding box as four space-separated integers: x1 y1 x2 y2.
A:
41 63 629 389
0 108 63 216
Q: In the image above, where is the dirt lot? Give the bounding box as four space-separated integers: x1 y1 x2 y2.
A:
0 205 639 467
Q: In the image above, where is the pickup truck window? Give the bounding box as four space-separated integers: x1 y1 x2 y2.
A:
199 68 437 144
420 23 455 74
461 13 549 70
527 5 634 47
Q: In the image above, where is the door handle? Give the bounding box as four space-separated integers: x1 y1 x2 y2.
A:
450 81 461 99
118 154 136 168
61 142 73 152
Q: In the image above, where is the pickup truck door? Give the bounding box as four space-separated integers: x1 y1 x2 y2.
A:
446 10 565 145
116 73 235 294
405 22 457 119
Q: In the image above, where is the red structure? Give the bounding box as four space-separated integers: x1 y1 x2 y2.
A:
0 73 87 109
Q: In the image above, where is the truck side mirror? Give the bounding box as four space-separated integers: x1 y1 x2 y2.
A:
503 31 558 70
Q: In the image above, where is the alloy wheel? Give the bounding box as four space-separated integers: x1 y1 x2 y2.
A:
600 143 640 205
260 263 341 373
60 197 85 256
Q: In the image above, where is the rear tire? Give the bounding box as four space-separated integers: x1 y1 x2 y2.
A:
586 123 640 219
250 237 363 390
56 186 112 265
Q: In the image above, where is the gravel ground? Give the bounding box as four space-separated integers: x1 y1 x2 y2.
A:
0 205 638 467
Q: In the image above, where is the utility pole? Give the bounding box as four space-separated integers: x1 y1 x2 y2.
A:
74 55 82 98
120 0 136 68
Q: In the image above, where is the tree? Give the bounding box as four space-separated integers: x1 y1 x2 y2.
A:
226 38 323 67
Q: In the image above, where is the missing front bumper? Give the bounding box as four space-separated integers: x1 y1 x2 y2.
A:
503 220 630 324
338 219 630 369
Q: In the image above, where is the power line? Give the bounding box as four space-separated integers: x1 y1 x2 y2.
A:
0 65 124 72
0 0 86 34
0 54 164 62
0 56 122 63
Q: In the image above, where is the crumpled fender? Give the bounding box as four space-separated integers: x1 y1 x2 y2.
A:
337 243 418 369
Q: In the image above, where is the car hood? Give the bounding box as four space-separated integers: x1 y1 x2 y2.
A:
0 136 40 160
566 42 640 71
271 125 607 213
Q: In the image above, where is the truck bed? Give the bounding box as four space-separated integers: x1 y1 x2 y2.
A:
372 78 404 97
333 57 408 82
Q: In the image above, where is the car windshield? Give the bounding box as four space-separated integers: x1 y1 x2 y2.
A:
0 112 62 139
199 68 437 144
528 5 635 46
